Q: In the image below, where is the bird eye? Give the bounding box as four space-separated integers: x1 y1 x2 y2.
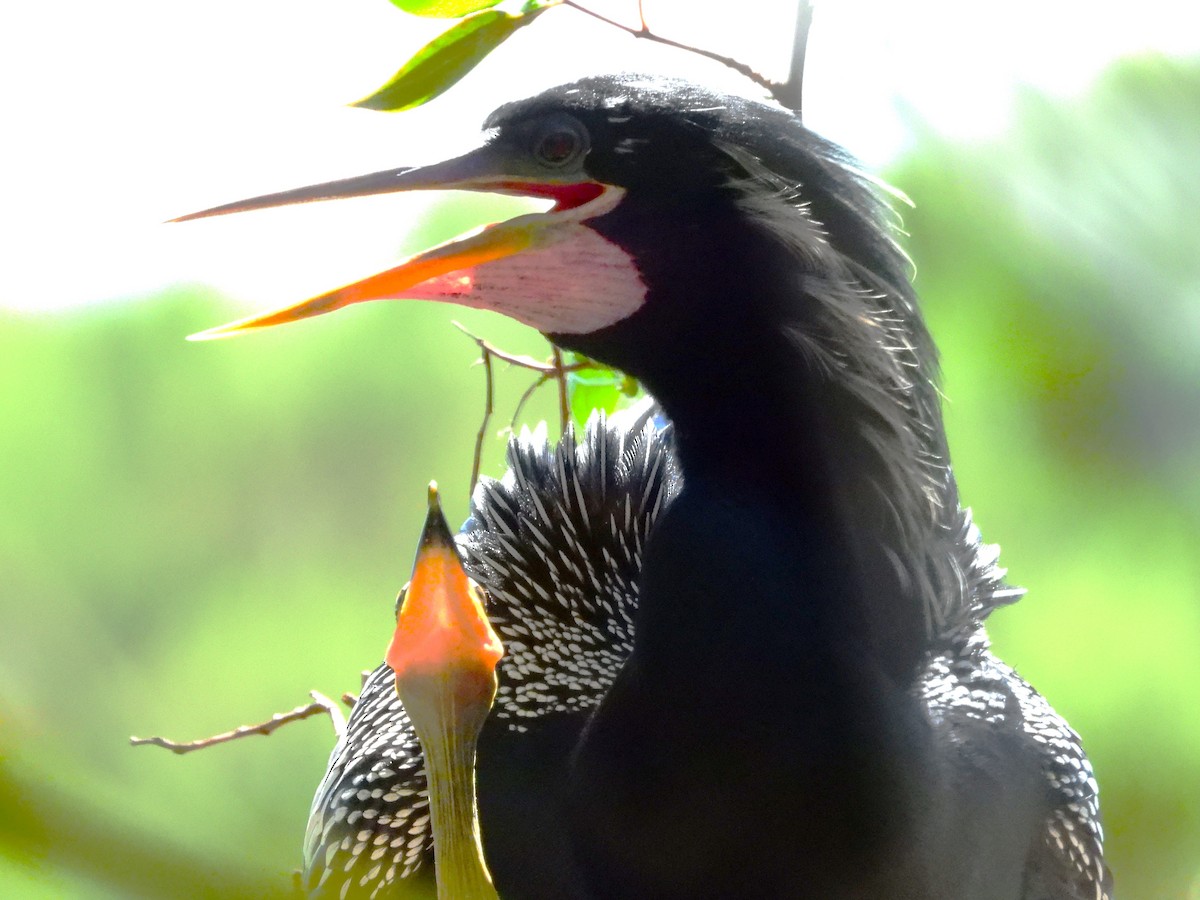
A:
533 119 587 168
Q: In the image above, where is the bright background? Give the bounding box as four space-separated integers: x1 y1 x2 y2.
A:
1 1 1198 897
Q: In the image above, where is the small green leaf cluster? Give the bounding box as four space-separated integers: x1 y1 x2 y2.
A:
359 0 561 112
566 353 640 428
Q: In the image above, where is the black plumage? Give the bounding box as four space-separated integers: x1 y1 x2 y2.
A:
304 404 677 898
193 74 1110 898
303 411 1106 898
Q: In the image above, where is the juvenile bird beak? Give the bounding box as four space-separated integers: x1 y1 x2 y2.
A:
388 483 503 899
388 482 504 700
173 145 614 341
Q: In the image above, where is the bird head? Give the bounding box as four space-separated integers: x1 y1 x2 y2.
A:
178 75 918 383
180 74 687 344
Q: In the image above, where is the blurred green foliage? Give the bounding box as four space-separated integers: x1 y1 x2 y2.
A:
893 56 1200 898
1 55 1197 899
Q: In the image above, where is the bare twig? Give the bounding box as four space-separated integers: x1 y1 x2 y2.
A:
552 346 570 434
512 371 557 429
453 323 588 482
130 690 347 755
450 325 588 380
451 321 563 373
776 0 814 114
563 0 778 100
470 349 495 495
338 669 372 709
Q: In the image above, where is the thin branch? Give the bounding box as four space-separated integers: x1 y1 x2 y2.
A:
130 691 347 755
512 371 556 428
453 322 589 481
776 0 814 114
338 669 373 708
451 324 588 380
470 348 495 496
451 321 563 373
552 346 570 435
562 0 779 101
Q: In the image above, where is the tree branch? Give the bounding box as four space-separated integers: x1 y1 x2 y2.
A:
776 0 814 114
562 0 779 101
453 323 588 484
552 346 570 434
130 691 347 755
466 338 495 497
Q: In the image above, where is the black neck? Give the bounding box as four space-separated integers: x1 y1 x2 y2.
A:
646 324 927 688
560 197 934 691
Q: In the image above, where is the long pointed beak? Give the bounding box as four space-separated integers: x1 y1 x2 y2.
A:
173 145 612 341
171 148 520 223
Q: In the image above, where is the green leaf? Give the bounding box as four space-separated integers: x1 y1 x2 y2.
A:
389 0 503 16
566 356 637 428
354 8 546 112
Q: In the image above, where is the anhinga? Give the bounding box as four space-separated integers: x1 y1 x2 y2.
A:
179 74 1111 899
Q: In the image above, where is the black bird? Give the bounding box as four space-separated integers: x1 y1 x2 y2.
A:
181 74 1111 899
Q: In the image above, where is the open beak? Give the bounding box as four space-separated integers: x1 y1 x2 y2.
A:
174 145 619 340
